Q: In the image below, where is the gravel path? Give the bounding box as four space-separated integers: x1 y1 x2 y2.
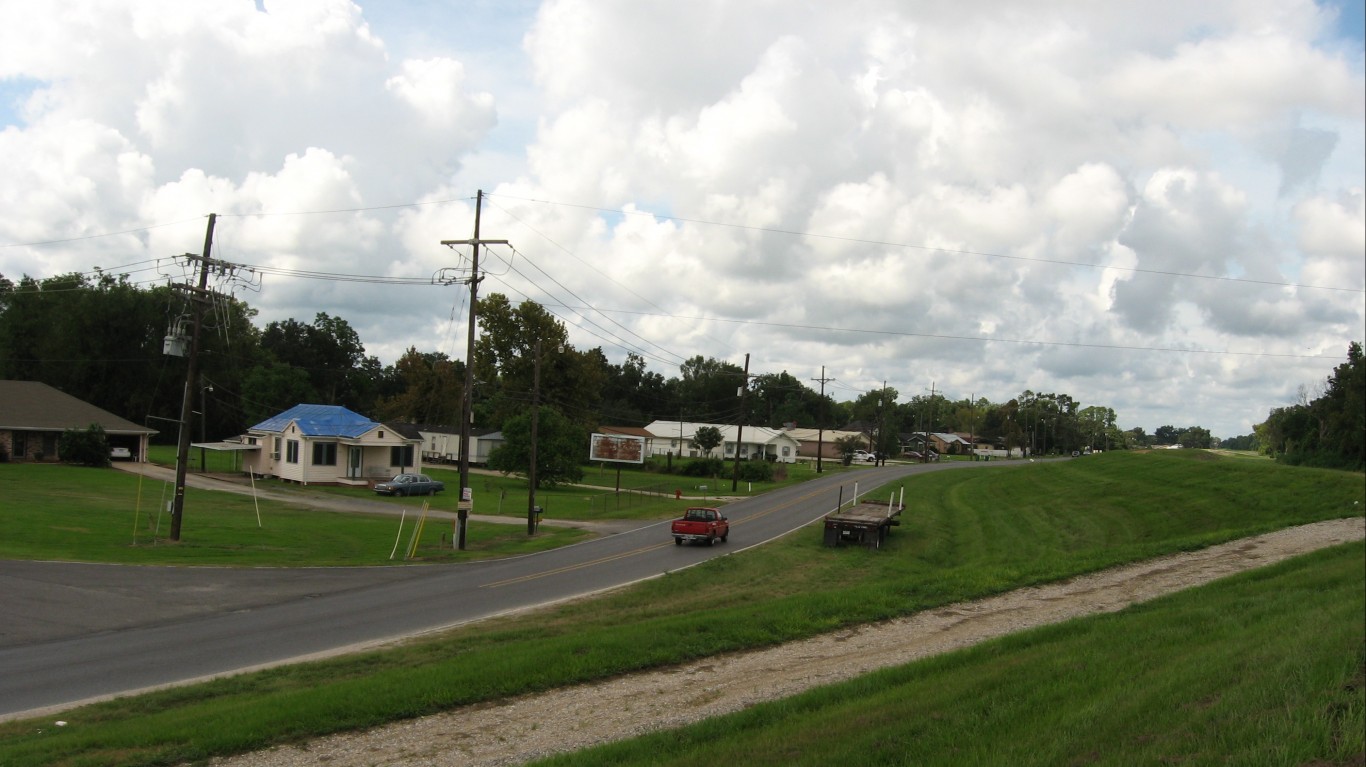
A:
207 517 1364 767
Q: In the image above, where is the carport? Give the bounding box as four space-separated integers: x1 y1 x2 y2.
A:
187 440 260 473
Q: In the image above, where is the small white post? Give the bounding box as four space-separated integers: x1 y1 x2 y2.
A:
390 509 407 560
249 473 262 528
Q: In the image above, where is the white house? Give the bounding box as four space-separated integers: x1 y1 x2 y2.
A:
643 420 801 464
415 425 505 465
239 404 423 486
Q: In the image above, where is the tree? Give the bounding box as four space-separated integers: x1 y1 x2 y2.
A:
834 434 865 466
678 355 745 421
375 347 463 425
1178 426 1213 449
749 371 823 428
1256 341 1364 469
1154 425 1180 445
690 426 724 457
600 351 673 425
474 294 605 431
1222 433 1259 451
260 313 374 409
486 406 585 487
1078 406 1117 450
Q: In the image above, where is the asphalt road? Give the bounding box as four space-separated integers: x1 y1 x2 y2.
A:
0 460 993 720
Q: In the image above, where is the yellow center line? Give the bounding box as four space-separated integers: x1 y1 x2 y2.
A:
482 541 675 588
482 483 837 589
733 484 831 525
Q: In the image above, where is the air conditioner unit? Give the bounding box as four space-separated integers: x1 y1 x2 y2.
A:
271 452 280 460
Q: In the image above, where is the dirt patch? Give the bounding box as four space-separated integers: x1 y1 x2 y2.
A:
207 517 1365 767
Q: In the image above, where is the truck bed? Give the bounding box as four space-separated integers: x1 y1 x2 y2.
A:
823 500 902 549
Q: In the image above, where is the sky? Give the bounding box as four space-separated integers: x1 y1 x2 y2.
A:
1 0 1363 440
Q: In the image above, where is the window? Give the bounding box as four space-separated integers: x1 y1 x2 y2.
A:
312 442 337 466
782 446 791 457
285 440 299 464
391 444 414 468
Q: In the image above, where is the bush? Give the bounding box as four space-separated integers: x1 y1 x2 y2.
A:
680 457 724 477
737 459 774 482
59 423 111 467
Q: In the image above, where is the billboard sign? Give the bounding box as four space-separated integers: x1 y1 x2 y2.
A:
589 433 646 464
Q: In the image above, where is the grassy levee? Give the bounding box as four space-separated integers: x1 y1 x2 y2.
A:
537 541 1365 767
0 451 1361 766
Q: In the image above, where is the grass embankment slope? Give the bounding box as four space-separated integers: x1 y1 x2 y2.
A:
0 451 1361 766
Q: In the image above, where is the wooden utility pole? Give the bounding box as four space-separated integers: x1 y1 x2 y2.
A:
811 366 835 473
528 338 540 535
441 190 508 550
731 353 750 492
877 379 887 466
170 213 217 542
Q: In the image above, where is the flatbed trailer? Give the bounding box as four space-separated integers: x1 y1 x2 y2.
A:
823 499 902 549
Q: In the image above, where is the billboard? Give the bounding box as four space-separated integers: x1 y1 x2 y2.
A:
589 433 646 464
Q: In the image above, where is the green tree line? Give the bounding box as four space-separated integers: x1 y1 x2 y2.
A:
1 273 1252 462
1255 342 1364 470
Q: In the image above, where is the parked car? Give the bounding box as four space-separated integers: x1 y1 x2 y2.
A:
852 450 876 462
904 450 923 460
671 506 729 546
110 446 132 460
374 473 445 496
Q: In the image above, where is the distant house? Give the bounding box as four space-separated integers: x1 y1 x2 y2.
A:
643 420 801 463
926 432 971 455
415 425 504 465
781 427 870 460
0 380 156 462
239 404 423 486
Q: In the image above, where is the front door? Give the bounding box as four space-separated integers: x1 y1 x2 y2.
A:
347 446 363 479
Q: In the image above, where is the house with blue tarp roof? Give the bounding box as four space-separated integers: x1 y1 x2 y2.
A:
239 404 423 486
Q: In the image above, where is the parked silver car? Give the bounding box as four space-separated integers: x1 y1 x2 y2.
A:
373 473 444 496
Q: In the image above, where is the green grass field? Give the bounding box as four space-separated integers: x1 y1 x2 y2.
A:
538 542 1364 767
0 463 592 565
0 451 1361 766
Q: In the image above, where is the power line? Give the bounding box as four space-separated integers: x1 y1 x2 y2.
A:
487 193 1364 295
538 303 1348 361
0 218 207 249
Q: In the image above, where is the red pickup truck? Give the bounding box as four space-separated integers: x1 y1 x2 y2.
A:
672 506 729 546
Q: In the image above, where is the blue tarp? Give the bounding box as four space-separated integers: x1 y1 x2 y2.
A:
250 404 378 438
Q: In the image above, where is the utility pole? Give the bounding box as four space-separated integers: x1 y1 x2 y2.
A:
877 379 887 466
440 189 508 550
811 366 835 473
731 353 750 493
528 338 540 535
169 213 218 542
926 381 937 459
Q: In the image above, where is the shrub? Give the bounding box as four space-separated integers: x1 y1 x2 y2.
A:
680 457 724 477
59 423 112 467
737 459 774 482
